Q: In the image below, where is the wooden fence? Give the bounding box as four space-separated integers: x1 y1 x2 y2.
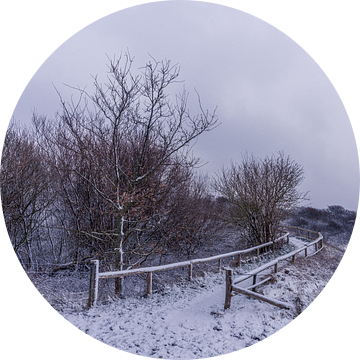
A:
224 226 324 310
87 231 290 308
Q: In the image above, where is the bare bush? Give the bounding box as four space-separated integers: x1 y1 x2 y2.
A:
213 152 308 247
286 205 356 249
0 121 55 269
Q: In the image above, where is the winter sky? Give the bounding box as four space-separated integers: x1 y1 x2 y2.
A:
8 1 359 211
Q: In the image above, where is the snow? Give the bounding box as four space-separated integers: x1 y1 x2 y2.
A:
61 236 326 359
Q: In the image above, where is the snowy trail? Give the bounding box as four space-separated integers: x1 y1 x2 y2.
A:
63 236 318 359
290 236 312 251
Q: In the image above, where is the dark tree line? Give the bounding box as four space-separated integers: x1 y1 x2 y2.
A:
287 205 356 247
0 122 57 269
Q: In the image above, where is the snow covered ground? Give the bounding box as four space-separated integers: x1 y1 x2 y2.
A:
61 236 336 359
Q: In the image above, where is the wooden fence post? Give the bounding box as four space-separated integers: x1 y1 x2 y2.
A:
147 272 152 296
218 259 222 272
188 263 193 281
274 262 278 273
287 234 289 244
253 274 257 291
305 247 308 257
237 254 241 268
87 259 99 308
224 269 233 310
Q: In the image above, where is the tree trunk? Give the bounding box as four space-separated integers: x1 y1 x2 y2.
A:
114 213 125 296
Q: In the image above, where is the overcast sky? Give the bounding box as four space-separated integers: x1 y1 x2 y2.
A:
11 1 359 210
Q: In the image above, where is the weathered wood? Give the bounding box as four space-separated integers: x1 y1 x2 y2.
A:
99 260 192 279
257 248 260 257
87 227 322 301
234 244 314 287
189 236 287 267
191 243 272 266
147 272 152 296
218 258 222 272
98 238 291 281
305 247 308 257
276 245 307 262
307 245 325 257
87 259 99 308
232 286 292 310
234 260 278 285
225 226 323 310
283 225 319 236
188 263 193 281
252 274 257 291
224 269 233 310
246 276 272 290
307 236 323 247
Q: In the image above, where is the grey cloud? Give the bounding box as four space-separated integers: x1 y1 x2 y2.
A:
11 1 359 210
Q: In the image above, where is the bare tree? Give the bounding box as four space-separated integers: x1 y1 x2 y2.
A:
33 52 218 295
213 152 308 247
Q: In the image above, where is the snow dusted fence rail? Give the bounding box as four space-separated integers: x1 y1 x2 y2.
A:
224 226 324 310
87 232 291 308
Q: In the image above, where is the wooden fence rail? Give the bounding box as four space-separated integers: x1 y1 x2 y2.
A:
224 226 323 310
87 232 290 307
